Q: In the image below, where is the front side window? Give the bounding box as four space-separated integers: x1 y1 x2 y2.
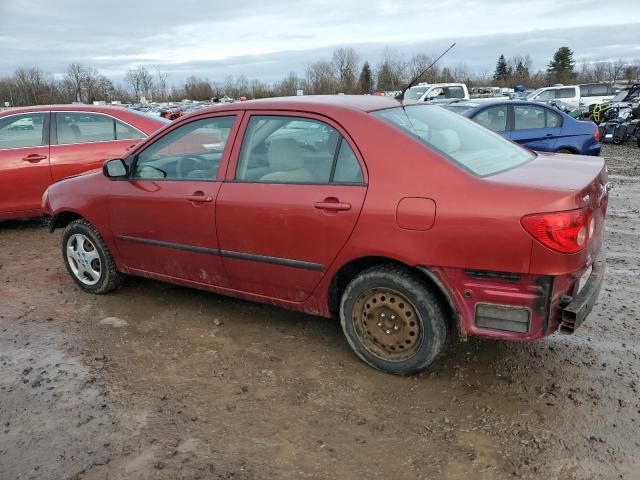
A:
473 106 507 132
0 113 46 149
133 116 235 180
56 113 115 144
373 105 533 177
446 86 465 99
513 105 547 130
236 115 362 184
535 89 556 101
556 88 576 99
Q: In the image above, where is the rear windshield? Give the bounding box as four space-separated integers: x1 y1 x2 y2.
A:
372 105 534 176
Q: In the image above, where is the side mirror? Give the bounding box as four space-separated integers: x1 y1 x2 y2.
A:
103 158 129 179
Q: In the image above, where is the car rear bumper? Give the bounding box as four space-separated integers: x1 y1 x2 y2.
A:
427 253 606 341
558 252 606 334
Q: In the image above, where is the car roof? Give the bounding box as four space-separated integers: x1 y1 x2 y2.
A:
0 104 132 115
196 95 409 115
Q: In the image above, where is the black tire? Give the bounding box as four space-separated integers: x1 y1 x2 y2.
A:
61 219 122 294
556 148 574 154
339 264 448 375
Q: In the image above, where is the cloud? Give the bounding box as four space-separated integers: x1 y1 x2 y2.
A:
0 0 637 84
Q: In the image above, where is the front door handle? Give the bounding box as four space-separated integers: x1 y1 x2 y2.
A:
314 199 351 211
22 154 47 163
187 192 213 203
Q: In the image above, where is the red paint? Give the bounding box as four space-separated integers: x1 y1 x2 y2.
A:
43 96 608 341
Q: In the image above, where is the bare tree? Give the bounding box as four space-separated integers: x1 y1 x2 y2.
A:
65 63 85 102
306 61 338 94
332 47 360 93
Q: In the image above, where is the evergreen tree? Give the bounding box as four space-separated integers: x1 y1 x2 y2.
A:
358 62 373 94
493 54 511 84
547 46 576 84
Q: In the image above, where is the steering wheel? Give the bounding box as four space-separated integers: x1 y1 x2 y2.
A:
176 155 209 179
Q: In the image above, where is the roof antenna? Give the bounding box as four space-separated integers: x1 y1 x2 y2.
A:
396 42 457 101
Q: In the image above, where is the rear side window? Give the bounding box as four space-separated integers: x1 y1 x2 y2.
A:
116 120 145 140
514 105 546 130
236 115 364 185
333 141 364 184
546 109 562 128
373 105 533 177
0 113 46 149
581 84 613 96
56 113 114 144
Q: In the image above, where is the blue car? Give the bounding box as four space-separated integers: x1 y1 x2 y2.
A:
446 100 601 156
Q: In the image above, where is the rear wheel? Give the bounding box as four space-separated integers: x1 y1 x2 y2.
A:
557 148 574 154
62 219 122 294
339 265 448 375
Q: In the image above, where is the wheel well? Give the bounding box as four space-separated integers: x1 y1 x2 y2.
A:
50 211 83 231
556 147 576 154
328 257 455 330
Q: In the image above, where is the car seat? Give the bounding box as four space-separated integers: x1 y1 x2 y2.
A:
260 139 313 183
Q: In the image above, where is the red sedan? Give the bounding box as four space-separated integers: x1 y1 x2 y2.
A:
0 105 167 221
43 96 608 375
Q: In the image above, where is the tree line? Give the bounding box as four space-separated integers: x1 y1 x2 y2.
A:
1 46 639 107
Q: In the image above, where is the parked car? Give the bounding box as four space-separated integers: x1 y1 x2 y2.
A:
43 96 608 375
526 84 618 113
403 82 470 103
446 100 601 156
0 105 168 221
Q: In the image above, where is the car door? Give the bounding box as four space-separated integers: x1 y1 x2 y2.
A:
49 111 146 182
508 105 561 152
107 114 241 287
216 112 367 302
0 112 51 218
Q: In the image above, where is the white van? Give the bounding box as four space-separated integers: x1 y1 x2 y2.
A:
404 83 470 103
527 83 618 111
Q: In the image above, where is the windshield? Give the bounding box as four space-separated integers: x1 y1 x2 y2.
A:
404 87 429 101
372 105 534 176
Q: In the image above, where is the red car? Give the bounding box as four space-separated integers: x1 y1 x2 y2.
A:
0 105 167 221
43 96 608 375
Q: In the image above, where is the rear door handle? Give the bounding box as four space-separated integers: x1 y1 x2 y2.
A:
22 154 47 163
314 200 351 211
187 193 213 203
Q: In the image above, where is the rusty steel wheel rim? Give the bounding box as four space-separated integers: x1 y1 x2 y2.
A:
353 288 423 361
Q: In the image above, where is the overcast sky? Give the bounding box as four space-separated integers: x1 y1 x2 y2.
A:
1 0 638 85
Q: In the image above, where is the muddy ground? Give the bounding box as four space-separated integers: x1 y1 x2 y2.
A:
1 143 639 480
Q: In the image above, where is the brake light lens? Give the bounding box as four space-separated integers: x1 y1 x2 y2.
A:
594 128 600 142
521 208 592 254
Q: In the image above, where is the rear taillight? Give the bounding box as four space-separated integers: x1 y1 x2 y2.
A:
594 128 600 142
521 208 592 254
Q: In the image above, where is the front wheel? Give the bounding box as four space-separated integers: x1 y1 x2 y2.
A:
340 265 448 375
62 219 122 294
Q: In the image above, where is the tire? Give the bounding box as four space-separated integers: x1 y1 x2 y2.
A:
556 148 574 154
339 264 448 375
62 219 122 294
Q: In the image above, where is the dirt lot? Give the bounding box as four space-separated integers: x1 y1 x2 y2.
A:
1 143 639 480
